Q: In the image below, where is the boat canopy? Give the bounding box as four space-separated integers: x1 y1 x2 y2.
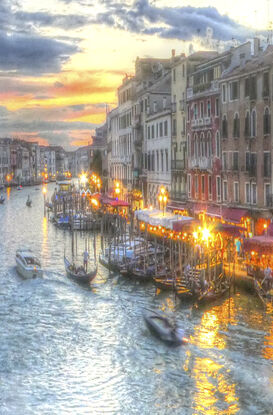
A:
134 209 194 231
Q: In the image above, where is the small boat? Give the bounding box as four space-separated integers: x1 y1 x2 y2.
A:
0 195 5 204
64 256 97 284
143 311 189 346
26 196 32 207
15 249 43 279
196 284 229 307
17 185 22 190
254 280 273 306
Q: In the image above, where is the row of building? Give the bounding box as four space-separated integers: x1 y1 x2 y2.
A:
0 126 107 186
106 38 273 235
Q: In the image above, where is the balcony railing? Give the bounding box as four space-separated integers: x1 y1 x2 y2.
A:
170 191 187 202
171 102 177 113
188 157 212 170
265 194 273 207
132 114 140 128
171 160 185 170
191 117 212 128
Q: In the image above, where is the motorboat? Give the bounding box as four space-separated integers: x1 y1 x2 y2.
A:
0 195 5 204
143 311 189 346
15 249 43 279
64 256 97 284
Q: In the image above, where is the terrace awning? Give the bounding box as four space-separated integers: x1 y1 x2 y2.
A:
206 205 222 218
135 208 194 231
214 223 246 237
243 236 273 255
102 196 129 207
223 208 248 223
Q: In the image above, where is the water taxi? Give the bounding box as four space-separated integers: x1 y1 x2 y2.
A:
15 249 43 279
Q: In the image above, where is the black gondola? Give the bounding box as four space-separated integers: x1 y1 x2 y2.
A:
143 311 189 346
0 195 5 204
195 284 229 307
64 256 97 284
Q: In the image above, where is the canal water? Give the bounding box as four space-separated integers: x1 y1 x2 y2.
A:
0 184 272 415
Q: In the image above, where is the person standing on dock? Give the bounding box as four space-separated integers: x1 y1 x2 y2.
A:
83 250 89 272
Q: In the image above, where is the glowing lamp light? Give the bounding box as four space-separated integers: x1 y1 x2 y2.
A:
6 174 11 182
149 205 153 210
251 251 255 256
193 232 198 240
42 186 47 195
91 198 98 206
79 172 88 186
202 227 210 241
264 223 268 229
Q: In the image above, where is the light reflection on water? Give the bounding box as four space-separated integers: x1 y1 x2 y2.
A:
0 184 272 415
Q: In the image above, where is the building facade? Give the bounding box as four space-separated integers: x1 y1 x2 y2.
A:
220 41 273 233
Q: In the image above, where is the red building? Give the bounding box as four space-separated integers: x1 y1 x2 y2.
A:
186 51 231 213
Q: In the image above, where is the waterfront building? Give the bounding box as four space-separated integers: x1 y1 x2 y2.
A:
0 138 11 186
186 49 239 214
219 40 273 234
170 50 216 210
132 57 172 204
40 146 56 179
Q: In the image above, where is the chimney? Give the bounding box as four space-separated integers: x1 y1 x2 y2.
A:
171 49 175 57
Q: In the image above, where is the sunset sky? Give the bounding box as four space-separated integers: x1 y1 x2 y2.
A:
0 0 270 148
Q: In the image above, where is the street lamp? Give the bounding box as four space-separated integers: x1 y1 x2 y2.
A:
158 186 168 216
42 185 47 216
114 181 121 199
79 172 88 188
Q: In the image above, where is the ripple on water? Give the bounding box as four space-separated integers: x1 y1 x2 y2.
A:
0 185 273 414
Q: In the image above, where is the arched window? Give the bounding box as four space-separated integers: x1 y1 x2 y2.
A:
215 131 220 158
207 132 212 157
233 113 240 138
251 109 256 137
264 107 271 135
244 111 250 137
200 133 205 157
187 134 191 157
194 133 198 157
222 115 228 138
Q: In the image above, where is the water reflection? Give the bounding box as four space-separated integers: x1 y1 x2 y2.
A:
6 186 11 200
0 185 273 415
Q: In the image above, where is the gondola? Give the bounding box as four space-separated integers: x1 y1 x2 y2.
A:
195 284 230 307
143 311 189 346
0 195 5 204
26 200 32 207
64 256 97 284
254 280 273 307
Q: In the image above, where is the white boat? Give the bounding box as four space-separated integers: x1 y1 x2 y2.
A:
15 249 43 279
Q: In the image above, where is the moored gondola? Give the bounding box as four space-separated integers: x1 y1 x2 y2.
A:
143 311 189 346
64 256 97 284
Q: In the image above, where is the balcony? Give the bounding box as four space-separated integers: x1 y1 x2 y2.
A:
265 194 273 207
188 157 212 170
171 102 177 113
171 160 185 170
191 117 212 128
132 114 140 128
179 100 185 111
170 191 187 202
134 137 142 148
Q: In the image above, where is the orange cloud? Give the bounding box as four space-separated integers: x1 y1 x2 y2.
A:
11 132 49 146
